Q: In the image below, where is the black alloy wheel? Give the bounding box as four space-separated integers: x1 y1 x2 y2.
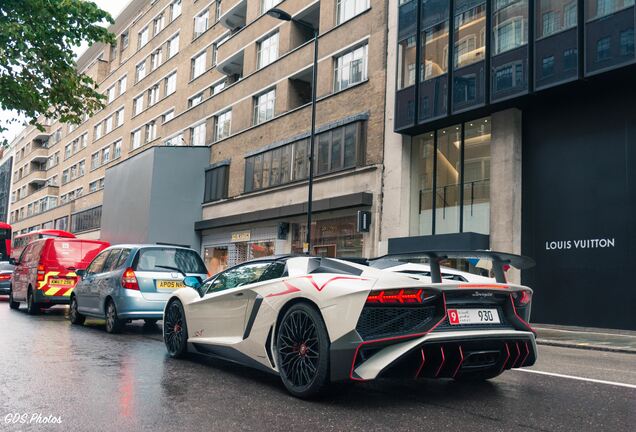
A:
69 295 85 325
8 287 19 310
164 300 188 358
26 289 40 315
276 303 330 398
105 300 124 334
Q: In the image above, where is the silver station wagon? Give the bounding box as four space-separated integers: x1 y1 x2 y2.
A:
70 245 208 333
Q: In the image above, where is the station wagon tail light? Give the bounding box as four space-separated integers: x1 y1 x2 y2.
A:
367 289 427 304
37 265 45 282
121 267 139 290
0 274 11 280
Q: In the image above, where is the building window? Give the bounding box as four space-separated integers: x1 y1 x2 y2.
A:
203 164 229 203
411 117 491 236
138 27 149 49
257 32 279 69
564 2 577 28
102 147 111 164
107 86 116 103
162 72 176 96
493 11 526 55
212 79 226 95
542 56 555 76
397 36 416 90
191 123 207 146
244 121 363 192
168 34 180 58
119 75 127 94
541 11 557 37
261 0 282 14
336 0 368 24
71 206 102 233
494 62 523 91
454 2 486 69
121 31 129 50
132 129 142 149
563 48 577 70
164 133 183 146
194 10 209 38
163 109 175 123
596 37 611 62
253 89 276 125
215 110 231 141
94 123 103 140
116 108 125 127
151 48 163 70
148 85 160 106
334 44 368 91
171 0 182 21
153 14 165 36
145 121 157 143
114 140 122 159
191 52 207 79
189 92 204 108
136 61 146 82
90 152 99 170
133 95 144 115
620 29 635 57
105 116 113 133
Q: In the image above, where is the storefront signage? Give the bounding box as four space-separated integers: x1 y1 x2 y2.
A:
231 231 251 242
545 238 616 251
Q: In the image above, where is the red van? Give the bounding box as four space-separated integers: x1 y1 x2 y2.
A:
9 238 110 314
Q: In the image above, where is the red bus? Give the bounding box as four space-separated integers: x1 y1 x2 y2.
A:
0 222 11 261
11 229 76 260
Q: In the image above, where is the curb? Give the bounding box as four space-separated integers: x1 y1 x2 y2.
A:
536 339 636 355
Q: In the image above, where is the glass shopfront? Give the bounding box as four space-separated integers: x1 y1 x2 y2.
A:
411 116 491 236
291 216 364 258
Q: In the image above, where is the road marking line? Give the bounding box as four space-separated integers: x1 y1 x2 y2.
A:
515 368 636 389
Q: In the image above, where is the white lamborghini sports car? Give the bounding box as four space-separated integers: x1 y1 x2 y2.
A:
163 251 537 398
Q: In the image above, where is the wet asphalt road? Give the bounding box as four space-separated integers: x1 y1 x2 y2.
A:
0 299 634 432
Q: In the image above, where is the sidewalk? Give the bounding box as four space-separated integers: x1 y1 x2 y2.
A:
534 324 636 354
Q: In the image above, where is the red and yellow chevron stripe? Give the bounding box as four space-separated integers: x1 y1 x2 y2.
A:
37 271 77 297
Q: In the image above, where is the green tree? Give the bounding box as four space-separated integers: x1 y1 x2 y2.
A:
0 0 114 145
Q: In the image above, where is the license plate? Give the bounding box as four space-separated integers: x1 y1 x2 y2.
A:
448 308 500 325
49 278 75 286
157 280 185 289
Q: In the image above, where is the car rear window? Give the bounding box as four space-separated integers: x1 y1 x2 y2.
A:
134 248 207 274
48 241 106 265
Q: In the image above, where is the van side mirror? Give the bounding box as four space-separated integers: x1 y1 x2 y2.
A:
183 276 202 289
76 269 86 278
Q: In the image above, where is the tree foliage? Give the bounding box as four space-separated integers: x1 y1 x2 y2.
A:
0 0 114 144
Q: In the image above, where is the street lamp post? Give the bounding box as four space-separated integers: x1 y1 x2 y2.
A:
267 8 318 255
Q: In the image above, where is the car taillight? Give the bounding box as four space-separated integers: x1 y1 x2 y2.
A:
0 273 11 280
513 290 532 306
37 265 45 282
121 267 139 290
367 289 427 304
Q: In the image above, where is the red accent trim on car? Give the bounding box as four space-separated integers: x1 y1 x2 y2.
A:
414 348 426 378
349 293 448 381
451 345 464 378
520 341 531 367
511 342 522 368
296 275 369 292
509 294 535 333
499 343 511 374
265 281 302 298
434 346 446 377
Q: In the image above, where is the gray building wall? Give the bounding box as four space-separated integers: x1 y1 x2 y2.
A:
101 147 209 250
0 157 13 223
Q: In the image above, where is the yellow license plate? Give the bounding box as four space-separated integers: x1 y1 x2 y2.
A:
157 280 185 289
49 278 75 286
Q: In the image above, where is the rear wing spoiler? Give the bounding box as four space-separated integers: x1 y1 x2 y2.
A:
370 250 535 284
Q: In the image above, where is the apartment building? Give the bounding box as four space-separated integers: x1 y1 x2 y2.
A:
382 0 636 330
7 0 389 274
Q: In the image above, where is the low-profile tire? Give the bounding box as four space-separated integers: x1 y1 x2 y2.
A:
144 318 158 326
454 369 503 381
276 303 330 398
105 300 124 334
26 289 40 315
164 300 188 358
8 287 19 310
69 295 85 325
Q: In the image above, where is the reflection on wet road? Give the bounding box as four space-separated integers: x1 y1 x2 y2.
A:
0 298 634 432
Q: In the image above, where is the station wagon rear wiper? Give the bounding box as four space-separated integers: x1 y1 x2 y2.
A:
156 265 186 277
